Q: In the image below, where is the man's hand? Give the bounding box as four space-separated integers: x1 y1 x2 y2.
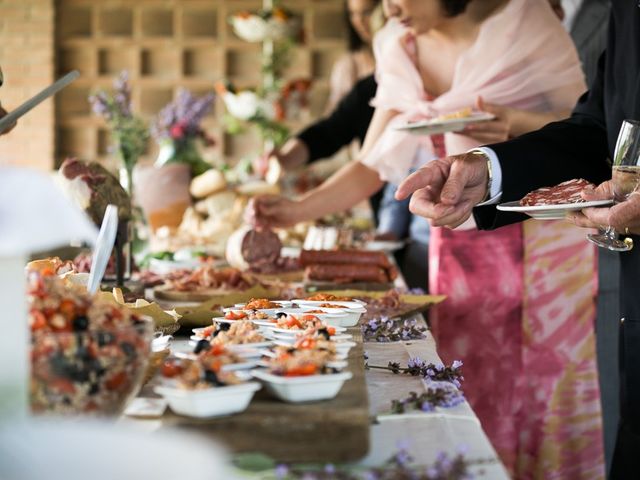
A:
567 180 640 235
395 151 489 228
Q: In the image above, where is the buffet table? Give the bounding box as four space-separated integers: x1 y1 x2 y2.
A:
124 321 509 478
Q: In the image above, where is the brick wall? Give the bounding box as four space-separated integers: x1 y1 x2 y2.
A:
0 0 346 172
0 0 55 171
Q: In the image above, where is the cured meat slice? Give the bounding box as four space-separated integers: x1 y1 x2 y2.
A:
226 226 283 271
519 178 594 206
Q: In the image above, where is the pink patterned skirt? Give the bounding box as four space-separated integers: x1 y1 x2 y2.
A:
429 220 604 479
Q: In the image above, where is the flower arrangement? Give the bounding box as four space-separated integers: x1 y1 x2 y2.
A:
88 71 147 196
231 6 302 43
362 317 428 343
152 89 216 177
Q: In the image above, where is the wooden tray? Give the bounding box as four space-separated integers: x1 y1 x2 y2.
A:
159 327 370 463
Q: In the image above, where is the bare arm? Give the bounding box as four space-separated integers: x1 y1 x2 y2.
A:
252 108 400 227
295 107 400 218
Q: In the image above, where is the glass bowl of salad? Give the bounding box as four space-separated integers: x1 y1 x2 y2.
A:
28 271 153 416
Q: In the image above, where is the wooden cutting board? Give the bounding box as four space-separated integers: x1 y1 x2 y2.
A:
159 327 370 463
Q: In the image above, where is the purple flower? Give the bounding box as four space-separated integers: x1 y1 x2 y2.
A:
363 472 379 480
452 360 463 370
275 464 289 478
420 401 435 412
323 464 336 474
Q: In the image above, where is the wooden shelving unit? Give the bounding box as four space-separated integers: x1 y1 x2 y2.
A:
54 0 347 169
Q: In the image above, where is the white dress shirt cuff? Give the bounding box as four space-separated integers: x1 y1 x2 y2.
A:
473 147 503 206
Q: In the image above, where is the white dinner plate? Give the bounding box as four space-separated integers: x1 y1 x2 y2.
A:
364 240 406 252
395 112 495 136
497 199 613 220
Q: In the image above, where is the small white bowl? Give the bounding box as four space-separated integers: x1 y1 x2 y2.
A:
155 382 261 418
251 370 352 403
293 299 367 311
292 301 366 327
265 325 347 336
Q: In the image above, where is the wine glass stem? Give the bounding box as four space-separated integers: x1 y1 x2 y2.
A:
604 225 618 240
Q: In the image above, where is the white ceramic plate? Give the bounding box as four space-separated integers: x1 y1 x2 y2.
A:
395 112 495 136
250 369 352 403
497 199 613 220
155 382 261 418
364 240 406 252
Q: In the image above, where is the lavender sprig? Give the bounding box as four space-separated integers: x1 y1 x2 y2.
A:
272 444 488 479
152 88 215 142
367 359 464 389
362 317 427 343
391 388 465 414
88 71 147 176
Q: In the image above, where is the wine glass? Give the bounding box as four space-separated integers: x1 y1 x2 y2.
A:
587 119 640 251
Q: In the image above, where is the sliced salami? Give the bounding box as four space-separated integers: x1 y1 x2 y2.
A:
519 178 595 206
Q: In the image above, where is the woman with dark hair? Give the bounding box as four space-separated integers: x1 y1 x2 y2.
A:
252 0 604 477
325 0 381 113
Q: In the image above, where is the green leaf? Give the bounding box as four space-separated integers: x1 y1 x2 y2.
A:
233 452 277 472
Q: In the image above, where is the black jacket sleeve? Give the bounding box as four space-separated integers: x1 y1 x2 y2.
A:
473 49 611 230
297 75 376 163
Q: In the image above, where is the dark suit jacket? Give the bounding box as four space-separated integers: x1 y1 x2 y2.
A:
474 4 640 477
571 0 611 85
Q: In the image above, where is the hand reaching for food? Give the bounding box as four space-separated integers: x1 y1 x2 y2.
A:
246 195 303 229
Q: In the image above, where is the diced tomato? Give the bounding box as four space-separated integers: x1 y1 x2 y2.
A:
105 372 127 390
225 311 246 320
30 310 47 331
210 344 226 356
161 361 183 378
50 378 75 394
285 364 317 376
298 338 315 349
58 299 76 321
202 326 215 337
286 315 302 329
40 267 55 277
327 327 336 336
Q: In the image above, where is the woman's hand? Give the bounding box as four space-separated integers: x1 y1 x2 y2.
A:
461 96 513 144
246 195 304 229
567 181 640 235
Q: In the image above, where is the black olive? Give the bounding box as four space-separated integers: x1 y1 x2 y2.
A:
50 352 70 377
97 332 114 347
193 339 211 354
219 322 231 331
275 312 287 319
204 370 223 386
287 348 296 354
62 397 72 405
120 342 136 359
88 383 100 395
318 328 331 340
72 315 89 331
